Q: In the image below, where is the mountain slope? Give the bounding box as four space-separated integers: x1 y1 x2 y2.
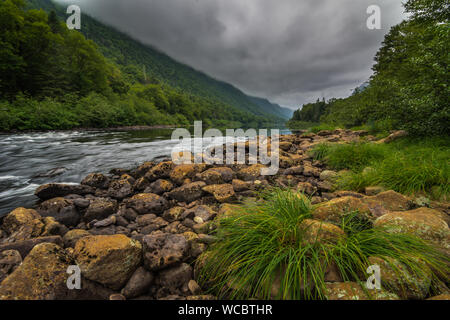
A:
28 0 288 121
247 96 293 119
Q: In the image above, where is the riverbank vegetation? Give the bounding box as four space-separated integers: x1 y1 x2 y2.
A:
0 0 283 131
198 188 449 299
288 0 449 137
311 138 449 200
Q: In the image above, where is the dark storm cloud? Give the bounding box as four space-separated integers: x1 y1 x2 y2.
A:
56 0 405 109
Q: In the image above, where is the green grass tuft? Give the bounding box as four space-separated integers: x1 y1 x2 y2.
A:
197 188 449 300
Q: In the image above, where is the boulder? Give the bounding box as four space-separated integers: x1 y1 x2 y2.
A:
320 170 338 182
35 183 95 200
73 235 142 290
107 178 133 200
81 173 110 189
313 196 372 224
325 282 399 300
365 186 385 196
157 263 192 290
170 164 206 185
84 198 117 223
121 267 154 299
198 167 234 185
299 219 345 245
168 182 206 203
0 250 22 283
0 236 64 258
126 193 169 215
0 243 72 300
134 161 155 178
202 184 235 203
2 207 43 240
364 190 414 217
145 161 175 182
162 207 185 223
297 182 318 196
237 164 266 181
63 229 91 248
368 256 432 300
232 179 250 192
283 166 304 176
143 233 188 271
37 198 80 228
41 217 69 237
374 207 450 249
145 179 174 195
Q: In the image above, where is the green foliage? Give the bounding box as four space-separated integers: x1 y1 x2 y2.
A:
0 0 284 131
290 99 328 123
198 188 449 300
318 1 450 137
314 139 450 198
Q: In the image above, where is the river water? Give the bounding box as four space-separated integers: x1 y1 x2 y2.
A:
0 128 289 217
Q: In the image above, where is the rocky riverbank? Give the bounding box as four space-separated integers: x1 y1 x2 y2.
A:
0 129 448 300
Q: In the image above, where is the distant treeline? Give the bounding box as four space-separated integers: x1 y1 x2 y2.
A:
0 0 280 131
289 0 449 136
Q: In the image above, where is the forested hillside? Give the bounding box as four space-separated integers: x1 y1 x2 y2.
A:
0 0 290 131
289 0 449 137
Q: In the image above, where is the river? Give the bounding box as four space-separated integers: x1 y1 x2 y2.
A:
0 128 289 217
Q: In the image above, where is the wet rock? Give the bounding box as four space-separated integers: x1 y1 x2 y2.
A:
63 229 91 248
37 197 80 228
168 182 206 203
121 267 154 299
188 280 202 295
197 167 234 185
0 236 63 259
143 233 188 271
84 198 117 223
170 164 207 185
303 163 321 177
109 294 126 300
325 282 399 300
145 161 175 182
35 183 95 200
81 173 110 189
145 179 174 195
0 243 73 300
0 250 22 283
202 184 235 203
317 181 333 192
368 256 432 300
107 178 133 200
299 219 345 245
374 207 450 249
73 234 142 290
126 193 169 215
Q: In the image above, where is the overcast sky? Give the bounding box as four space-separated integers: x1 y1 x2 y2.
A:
56 0 405 109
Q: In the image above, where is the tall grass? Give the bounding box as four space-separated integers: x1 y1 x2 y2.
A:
197 189 449 300
310 138 449 199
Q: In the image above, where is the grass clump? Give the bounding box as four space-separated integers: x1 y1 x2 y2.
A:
197 188 449 300
310 138 449 199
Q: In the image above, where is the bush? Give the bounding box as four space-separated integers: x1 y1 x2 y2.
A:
197 188 449 300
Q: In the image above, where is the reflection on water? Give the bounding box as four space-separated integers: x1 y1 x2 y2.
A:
0 127 290 216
